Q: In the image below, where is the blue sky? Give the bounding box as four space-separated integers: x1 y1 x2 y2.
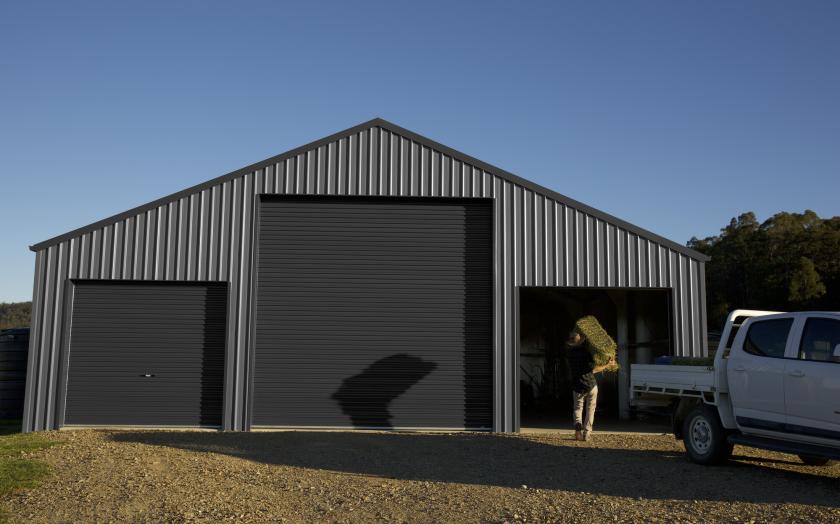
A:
1 2 838 302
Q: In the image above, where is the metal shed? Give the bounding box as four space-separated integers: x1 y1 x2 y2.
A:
23 118 709 433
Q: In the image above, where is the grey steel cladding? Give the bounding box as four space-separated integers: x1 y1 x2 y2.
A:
23 118 708 432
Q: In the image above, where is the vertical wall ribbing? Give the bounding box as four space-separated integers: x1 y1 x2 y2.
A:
22 251 44 430
23 124 707 433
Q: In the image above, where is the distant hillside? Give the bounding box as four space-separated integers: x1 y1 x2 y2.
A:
0 302 31 330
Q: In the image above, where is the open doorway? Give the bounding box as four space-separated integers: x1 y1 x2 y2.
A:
518 287 672 431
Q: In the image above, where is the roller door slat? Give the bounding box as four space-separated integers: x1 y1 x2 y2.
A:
65 282 227 427
254 198 492 429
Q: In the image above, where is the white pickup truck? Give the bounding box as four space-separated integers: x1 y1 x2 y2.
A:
631 310 840 465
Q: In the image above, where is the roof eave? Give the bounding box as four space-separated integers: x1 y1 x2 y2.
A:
30 117 710 262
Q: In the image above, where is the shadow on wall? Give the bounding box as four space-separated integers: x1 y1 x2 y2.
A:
331 354 437 428
199 286 227 427
107 431 840 507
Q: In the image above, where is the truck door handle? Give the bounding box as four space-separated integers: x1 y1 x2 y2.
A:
733 365 746 372
788 370 805 378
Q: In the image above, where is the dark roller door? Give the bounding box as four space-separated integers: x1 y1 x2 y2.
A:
253 197 493 429
64 282 226 426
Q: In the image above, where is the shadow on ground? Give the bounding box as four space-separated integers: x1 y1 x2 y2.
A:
109 431 839 507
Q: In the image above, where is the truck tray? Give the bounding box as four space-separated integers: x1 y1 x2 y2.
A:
630 363 715 398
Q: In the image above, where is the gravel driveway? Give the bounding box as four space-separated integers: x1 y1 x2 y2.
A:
2 429 838 523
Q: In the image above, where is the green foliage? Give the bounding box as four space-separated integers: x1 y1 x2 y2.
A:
788 257 826 302
689 210 840 329
0 433 58 456
0 458 50 496
0 429 61 521
0 302 31 330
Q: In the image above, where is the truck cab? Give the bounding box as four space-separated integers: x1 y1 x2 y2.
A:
726 311 840 447
634 310 840 465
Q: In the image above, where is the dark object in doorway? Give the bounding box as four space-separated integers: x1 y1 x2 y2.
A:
332 354 437 428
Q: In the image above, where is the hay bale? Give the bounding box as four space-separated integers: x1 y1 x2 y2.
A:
575 315 619 371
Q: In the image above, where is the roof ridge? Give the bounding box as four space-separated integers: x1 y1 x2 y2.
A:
30 117 708 261
373 118 708 261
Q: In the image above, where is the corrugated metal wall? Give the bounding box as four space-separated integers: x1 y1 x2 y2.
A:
23 119 708 432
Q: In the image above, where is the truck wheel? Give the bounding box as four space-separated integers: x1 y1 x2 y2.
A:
682 404 733 465
798 454 832 467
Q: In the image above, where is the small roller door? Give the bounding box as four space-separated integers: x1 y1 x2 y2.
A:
253 197 493 429
64 282 226 426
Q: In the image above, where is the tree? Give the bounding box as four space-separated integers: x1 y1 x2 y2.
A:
689 210 840 330
788 257 826 303
0 302 32 330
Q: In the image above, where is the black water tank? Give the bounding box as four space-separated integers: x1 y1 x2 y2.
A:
0 328 29 420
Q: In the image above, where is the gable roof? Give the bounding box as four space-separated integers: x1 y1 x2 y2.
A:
30 117 708 261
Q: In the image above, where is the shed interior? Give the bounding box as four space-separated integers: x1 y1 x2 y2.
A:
518 287 672 430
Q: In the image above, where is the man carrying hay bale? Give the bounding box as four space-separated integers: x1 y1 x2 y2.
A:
566 316 618 441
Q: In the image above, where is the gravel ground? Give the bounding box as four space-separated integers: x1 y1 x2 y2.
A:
1 429 838 523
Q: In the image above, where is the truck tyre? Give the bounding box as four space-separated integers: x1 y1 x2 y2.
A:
798 454 832 467
682 404 733 465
